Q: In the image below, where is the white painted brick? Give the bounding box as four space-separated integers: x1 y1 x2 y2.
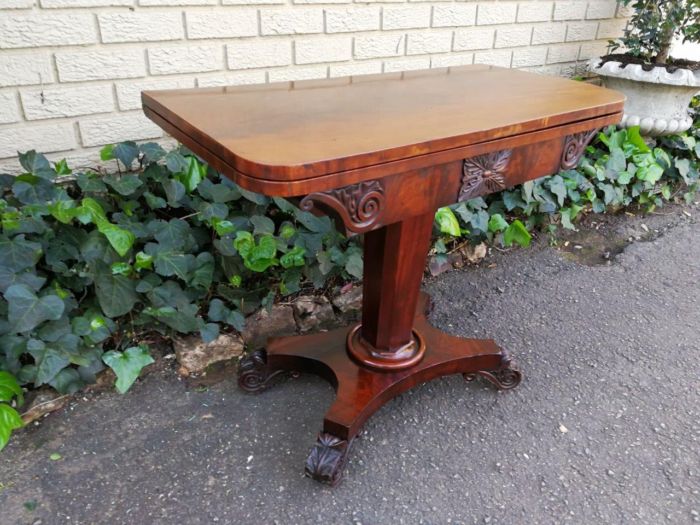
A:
186 10 258 39
432 4 477 28
512 46 547 67
554 1 587 21
473 49 512 67
407 31 453 55
197 70 266 87
223 0 283 5
140 0 216 4
476 2 517 25
547 43 580 63
0 123 76 159
56 49 147 82
116 78 196 110
0 13 97 48
99 12 184 43
559 61 583 77
430 53 474 68
3 0 35 7
295 36 352 64
42 0 133 7
227 40 292 69
579 40 609 60
453 27 494 51
586 1 617 20
261 8 323 35
525 64 563 76
298 0 349 4
495 25 532 48
21 85 115 120
269 65 327 82
0 53 53 87
597 19 627 39
149 45 222 75
517 2 553 22
532 22 567 44
566 21 598 42
329 61 382 77
616 3 634 18
354 33 405 59
325 6 380 33
0 93 21 124
383 5 431 30
79 112 163 147
383 56 430 72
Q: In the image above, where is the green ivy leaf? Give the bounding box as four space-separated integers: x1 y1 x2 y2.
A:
134 251 154 271
280 246 306 269
0 371 23 405
435 207 461 237
5 284 65 333
153 251 195 280
0 236 42 272
19 150 54 180
345 252 363 279
488 214 508 233
199 323 219 343
503 220 531 247
102 345 154 394
177 156 206 193
547 175 567 207
100 144 115 161
113 141 139 168
0 403 24 451
99 223 135 257
94 265 138 317
103 174 143 196
626 126 650 153
27 341 70 386
250 215 275 235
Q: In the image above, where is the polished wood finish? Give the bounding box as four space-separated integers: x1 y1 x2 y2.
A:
238 293 521 485
143 65 624 486
142 65 624 184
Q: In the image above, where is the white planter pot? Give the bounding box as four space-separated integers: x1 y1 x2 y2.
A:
589 58 700 136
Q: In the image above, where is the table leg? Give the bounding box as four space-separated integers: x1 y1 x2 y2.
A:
237 214 522 486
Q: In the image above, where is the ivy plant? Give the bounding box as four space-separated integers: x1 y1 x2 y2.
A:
0 371 23 451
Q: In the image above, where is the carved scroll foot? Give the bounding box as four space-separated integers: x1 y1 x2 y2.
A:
304 433 353 486
237 349 284 393
463 351 522 391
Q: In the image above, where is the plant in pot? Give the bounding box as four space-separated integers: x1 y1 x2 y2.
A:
589 0 699 136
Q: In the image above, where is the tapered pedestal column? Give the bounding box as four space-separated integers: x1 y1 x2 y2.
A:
238 214 522 486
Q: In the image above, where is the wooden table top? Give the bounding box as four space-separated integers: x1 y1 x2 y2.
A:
142 65 624 184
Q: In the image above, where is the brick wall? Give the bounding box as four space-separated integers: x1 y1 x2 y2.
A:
0 0 628 173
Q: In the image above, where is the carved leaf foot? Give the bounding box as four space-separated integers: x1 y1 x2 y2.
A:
463 352 522 391
304 433 353 486
237 349 284 393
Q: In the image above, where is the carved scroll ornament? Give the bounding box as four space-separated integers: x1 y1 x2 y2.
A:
561 128 600 170
300 180 385 234
458 149 512 202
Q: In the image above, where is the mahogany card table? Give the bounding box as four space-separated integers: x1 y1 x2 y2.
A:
142 65 623 486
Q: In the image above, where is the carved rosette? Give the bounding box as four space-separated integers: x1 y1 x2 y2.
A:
463 351 522 391
305 433 353 486
300 180 385 234
459 149 512 201
237 349 283 393
561 128 600 170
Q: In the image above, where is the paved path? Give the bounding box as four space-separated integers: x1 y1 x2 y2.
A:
1 205 699 525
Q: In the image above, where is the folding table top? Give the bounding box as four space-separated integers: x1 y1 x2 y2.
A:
142 65 624 185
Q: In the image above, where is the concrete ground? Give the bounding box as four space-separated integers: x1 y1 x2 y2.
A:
1 204 699 525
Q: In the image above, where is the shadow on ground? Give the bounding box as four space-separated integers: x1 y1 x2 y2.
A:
1 205 699 525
